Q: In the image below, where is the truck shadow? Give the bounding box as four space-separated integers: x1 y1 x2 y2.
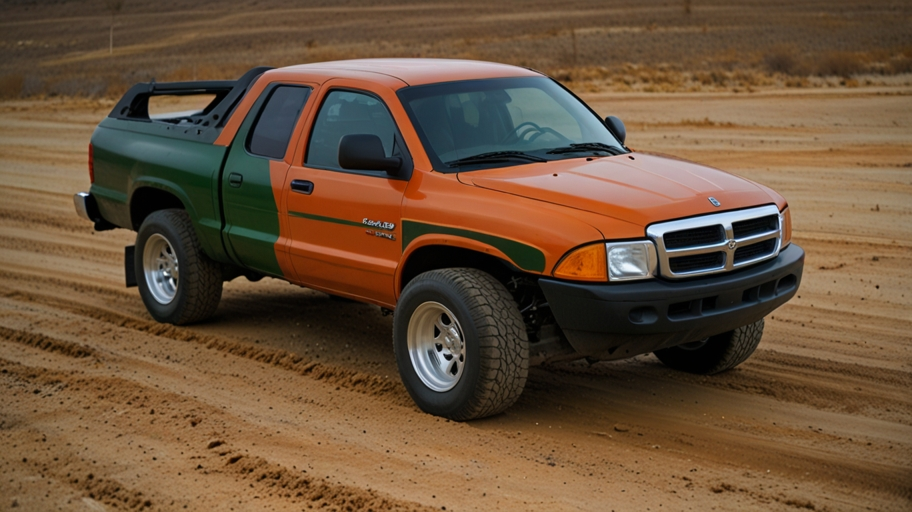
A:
206 278 803 429
206 277 397 371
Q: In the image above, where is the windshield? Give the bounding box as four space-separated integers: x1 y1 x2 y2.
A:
397 76 626 172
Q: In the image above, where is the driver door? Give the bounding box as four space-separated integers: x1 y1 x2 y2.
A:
283 86 412 306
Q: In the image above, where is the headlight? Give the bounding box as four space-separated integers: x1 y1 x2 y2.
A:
553 240 657 282
606 241 657 282
780 207 792 249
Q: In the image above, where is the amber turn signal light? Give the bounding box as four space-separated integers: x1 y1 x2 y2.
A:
553 243 607 281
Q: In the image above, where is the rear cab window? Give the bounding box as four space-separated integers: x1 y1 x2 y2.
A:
246 85 312 159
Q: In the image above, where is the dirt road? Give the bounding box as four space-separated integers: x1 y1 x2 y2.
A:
1 87 910 511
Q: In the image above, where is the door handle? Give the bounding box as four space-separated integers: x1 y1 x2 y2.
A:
290 180 314 195
228 173 243 188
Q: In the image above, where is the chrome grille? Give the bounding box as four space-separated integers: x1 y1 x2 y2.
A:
646 205 783 279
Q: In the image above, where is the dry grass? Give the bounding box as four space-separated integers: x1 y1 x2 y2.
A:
764 45 809 76
816 51 866 78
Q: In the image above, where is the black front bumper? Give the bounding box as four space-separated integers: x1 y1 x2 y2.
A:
538 244 804 360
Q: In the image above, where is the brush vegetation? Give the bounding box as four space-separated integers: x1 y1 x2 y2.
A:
1 0 910 99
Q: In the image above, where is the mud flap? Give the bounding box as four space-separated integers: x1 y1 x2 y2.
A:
125 245 137 288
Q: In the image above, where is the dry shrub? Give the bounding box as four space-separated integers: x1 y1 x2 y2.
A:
551 70 573 82
21 76 44 96
680 117 734 127
816 51 865 77
732 69 761 86
713 48 742 72
888 54 912 74
764 45 807 75
785 77 810 88
0 74 24 99
46 77 108 97
692 70 730 87
569 66 614 82
0 75 47 98
159 63 253 83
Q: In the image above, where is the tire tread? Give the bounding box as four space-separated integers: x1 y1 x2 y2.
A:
137 209 222 325
654 319 764 375
394 268 529 420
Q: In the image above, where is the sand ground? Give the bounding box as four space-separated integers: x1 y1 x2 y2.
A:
0 87 910 511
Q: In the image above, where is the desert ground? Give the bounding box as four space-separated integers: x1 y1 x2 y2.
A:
1 86 909 512
2 1 912 511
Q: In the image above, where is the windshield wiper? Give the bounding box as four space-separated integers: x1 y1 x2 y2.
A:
447 151 547 167
546 143 623 155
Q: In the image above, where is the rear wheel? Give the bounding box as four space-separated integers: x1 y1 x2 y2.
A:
393 268 529 420
653 319 764 374
135 209 222 325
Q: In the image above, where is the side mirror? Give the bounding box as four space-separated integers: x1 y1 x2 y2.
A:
605 116 626 146
338 134 402 175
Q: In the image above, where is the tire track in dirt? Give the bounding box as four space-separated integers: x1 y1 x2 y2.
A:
513 365 912 504
0 358 433 512
541 346 911 426
6 295 829 511
2 425 157 512
215 448 436 511
0 206 90 233
0 277 411 406
4 267 910 507
0 234 120 264
0 325 97 359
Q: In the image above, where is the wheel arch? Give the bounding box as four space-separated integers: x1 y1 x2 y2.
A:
397 238 529 295
129 185 187 231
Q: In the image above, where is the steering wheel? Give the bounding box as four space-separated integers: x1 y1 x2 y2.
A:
501 122 574 146
500 122 543 144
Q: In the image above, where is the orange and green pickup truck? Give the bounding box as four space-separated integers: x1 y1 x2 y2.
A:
74 59 803 420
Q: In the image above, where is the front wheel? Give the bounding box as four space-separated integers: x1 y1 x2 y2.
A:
135 209 222 325
653 319 764 374
393 269 529 420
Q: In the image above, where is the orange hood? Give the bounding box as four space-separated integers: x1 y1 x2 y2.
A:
460 153 779 229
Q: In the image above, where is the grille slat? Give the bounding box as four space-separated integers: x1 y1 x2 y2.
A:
664 225 724 249
734 239 776 264
669 252 725 273
732 215 778 239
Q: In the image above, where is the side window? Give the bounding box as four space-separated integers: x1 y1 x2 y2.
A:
306 90 401 170
247 86 311 159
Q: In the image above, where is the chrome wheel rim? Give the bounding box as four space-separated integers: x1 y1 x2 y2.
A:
407 301 466 392
143 233 179 305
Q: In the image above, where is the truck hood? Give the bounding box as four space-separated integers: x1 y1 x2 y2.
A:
459 153 778 228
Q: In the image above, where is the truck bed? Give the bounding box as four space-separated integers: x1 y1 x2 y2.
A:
88 67 272 259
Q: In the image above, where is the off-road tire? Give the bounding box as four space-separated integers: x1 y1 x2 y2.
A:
654 319 764 374
135 209 222 325
393 268 529 420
